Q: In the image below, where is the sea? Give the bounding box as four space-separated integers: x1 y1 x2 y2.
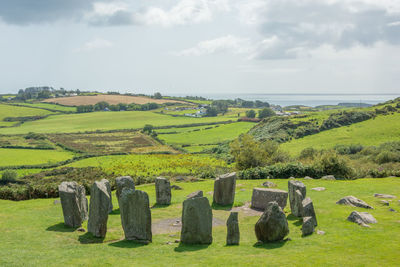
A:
172 94 400 107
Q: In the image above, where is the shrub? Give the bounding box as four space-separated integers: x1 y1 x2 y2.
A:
245 110 256 118
314 151 353 178
334 144 363 155
375 151 400 164
258 108 275 119
299 147 318 160
1 170 18 182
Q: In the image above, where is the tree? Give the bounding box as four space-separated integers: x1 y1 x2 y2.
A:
154 92 162 99
258 107 275 119
94 101 109 111
246 109 256 118
206 106 218 117
142 124 153 134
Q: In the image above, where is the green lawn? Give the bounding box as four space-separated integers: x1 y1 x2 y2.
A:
0 178 399 266
158 122 255 145
0 148 75 167
0 111 237 135
282 113 400 155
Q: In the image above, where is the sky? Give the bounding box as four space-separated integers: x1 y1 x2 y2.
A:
0 0 400 95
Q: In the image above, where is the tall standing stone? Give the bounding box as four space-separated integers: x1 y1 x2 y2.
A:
116 176 135 205
155 177 171 205
226 212 240 245
181 196 213 244
302 216 314 236
101 179 113 213
255 201 289 242
288 180 306 217
88 180 110 238
301 197 317 227
213 172 236 206
119 188 152 242
58 181 88 228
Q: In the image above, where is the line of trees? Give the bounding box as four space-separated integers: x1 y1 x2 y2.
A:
76 101 160 113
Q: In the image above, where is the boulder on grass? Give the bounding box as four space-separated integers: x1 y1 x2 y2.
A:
187 190 203 199
119 188 152 242
255 201 289 242
262 181 277 188
59 181 88 228
251 188 288 211
181 196 212 244
288 180 306 217
301 197 317 227
347 211 377 227
321 175 336 180
88 180 110 238
155 177 171 205
302 216 314 236
101 179 113 213
374 193 396 199
336 196 373 209
213 172 236 206
226 212 240 245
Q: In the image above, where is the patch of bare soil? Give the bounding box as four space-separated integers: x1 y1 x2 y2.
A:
231 202 263 217
152 217 225 235
43 94 188 106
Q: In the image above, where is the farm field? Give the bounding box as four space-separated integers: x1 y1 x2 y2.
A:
0 104 56 127
0 135 55 149
0 111 237 135
158 122 255 146
42 95 189 106
66 154 229 179
0 148 75 167
0 178 399 266
11 102 77 112
47 131 174 154
282 112 400 155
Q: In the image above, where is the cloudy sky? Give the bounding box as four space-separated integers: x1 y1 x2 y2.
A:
0 0 400 95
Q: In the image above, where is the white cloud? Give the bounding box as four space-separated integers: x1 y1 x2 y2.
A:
75 38 114 52
174 35 250 56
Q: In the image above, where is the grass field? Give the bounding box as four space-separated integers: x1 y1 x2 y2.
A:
12 102 77 112
0 104 56 127
66 154 228 178
158 122 254 145
0 178 399 266
0 135 55 149
282 113 400 155
0 111 237 135
0 148 75 167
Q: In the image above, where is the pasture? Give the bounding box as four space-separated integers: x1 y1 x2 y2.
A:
0 111 236 135
158 122 255 146
0 148 75 167
0 104 56 127
11 102 77 113
282 112 400 155
0 178 399 266
42 95 189 106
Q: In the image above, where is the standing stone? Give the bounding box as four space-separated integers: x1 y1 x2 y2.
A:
301 197 317 227
101 179 113 213
88 180 110 238
288 180 306 217
181 196 213 244
302 216 314 236
213 172 236 206
255 201 289 242
155 177 171 205
226 212 240 245
58 181 88 228
116 176 135 204
119 188 152 242
251 188 288 210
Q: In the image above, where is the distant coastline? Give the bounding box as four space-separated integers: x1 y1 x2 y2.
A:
170 93 400 107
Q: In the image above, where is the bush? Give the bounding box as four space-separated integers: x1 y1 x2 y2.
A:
334 144 364 155
258 108 275 119
1 170 18 182
314 151 353 178
376 151 400 164
299 147 318 160
245 110 256 118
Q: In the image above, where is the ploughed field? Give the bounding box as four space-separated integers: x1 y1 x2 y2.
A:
42 95 188 106
0 178 399 266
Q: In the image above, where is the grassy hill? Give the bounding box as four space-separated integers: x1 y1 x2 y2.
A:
0 178 399 266
282 112 400 155
0 148 75 167
0 104 56 127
